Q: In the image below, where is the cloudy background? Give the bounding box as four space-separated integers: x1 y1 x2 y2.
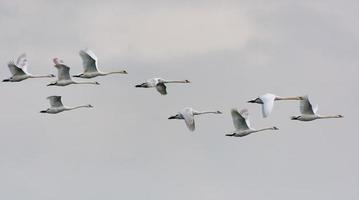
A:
0 0 357 199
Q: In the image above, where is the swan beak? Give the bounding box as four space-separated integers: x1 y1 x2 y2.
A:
338 115 344 118
291 116 298 120
185 80 190 83
217 111 223 114
46 84 52 86
88 105 93 108
247 99 255 103
168 116 176 119
225 133 235 137
122 70 128 74
95 82 100 85
40 110 47 113
273 126 279 130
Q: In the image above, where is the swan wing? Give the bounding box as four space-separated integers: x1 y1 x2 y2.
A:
47 96 63 108
182 108 195 131
79 49 98 73
16 53 29 74
300 95 316 115
8 61 26 76
156 83 167 95
259 93 276 118
54 64 71 81
231 108 250 131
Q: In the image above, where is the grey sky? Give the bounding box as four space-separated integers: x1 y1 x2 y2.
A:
0 0 358 199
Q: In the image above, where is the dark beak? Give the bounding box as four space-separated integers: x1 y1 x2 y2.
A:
40 110 47 113
247 99 255 103
168 116 176 119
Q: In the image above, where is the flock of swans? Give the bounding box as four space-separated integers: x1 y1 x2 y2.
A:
3 49 344 137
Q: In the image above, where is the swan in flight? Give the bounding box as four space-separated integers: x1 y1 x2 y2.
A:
291 95 343 121
135 78 190 95
73 49 127 78
168 107 222 131
40 96 93 114
226 108 279 137
247 93 303 118
3 53 55 82
47 58 100 86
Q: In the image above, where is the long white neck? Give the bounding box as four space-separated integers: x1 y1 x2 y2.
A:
252 127 276 133
163 80 188 84
104 70 127 75
29 74 53 78
66 105 91 110
317 115 343 119
275 96 302 101
74 81 99 85
193 111 221 115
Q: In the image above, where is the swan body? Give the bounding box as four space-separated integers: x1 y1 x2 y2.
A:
40 96 93 114
168 107 222 131
226 108 279 137
47 58 100 86
135 77 190 95
3 54 55 82
291 95 343 121
73 49 127 79
248 93 303 118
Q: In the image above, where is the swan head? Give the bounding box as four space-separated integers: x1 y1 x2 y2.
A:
225 133 236 137
337 115 344 118
87 104 93 108
215 111 222 114
272 126 279 130
168 114 181 119
291 116 300 120
121 70 128 74
184 80 190 83
135 83 148 88
94 81 100 85
247 98 262 104
47 81 57 86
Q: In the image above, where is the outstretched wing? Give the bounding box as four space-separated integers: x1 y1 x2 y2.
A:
79 49 98 73
182 108 195 131
53 58 71 81
47 96 63 108
16 53 29 73
300 95 316 115
156 83 167 95
8 61 26 76
231 108 251 131
260 93 276 118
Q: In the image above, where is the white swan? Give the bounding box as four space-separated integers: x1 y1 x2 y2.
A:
47 58 100 86
168 107 222 131
248 93 303 118
3 53 55 82
73 49 127 78
135 78 190 95
291 95 343 121
226 108 279 137
40 96 93 114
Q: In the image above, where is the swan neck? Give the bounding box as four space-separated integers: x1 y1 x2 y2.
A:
105 71 126 75
29 74 52 78
163 80 186 83
318 115 342 119
68 105 89 110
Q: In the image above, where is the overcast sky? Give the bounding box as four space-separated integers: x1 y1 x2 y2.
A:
0 0 358 199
